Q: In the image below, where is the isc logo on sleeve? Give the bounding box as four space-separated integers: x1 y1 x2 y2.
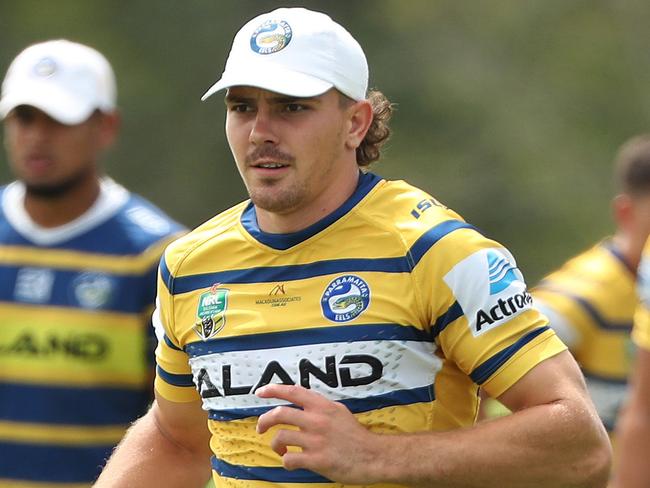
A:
443 248 533 337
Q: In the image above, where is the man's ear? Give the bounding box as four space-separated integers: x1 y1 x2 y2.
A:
345 100 373 151
98 110 121 150
612 193 633 231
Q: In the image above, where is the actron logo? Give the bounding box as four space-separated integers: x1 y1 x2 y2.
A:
487 250 518 295
475 291 533 331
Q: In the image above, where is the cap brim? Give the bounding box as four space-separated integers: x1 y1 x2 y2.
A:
0 81 96 125
201 64 333 101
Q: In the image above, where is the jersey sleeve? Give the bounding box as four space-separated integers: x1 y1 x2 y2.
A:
419 225 566 398
634 248 650 351
153 255 200 402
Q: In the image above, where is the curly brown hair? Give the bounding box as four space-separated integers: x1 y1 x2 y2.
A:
357 90 393 167
340 89 393 167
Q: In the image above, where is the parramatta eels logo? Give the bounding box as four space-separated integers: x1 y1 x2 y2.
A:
250 19 292 54
73 272 114 309
321 275 370 322
194 285 228 341
33 57 57 77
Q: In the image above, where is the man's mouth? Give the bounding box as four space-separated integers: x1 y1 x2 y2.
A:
25 154 54 168
255 162 286 169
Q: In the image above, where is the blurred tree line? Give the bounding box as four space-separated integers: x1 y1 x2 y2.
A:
1 0 650 282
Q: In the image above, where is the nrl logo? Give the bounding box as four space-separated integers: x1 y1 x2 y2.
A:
193 284 228 341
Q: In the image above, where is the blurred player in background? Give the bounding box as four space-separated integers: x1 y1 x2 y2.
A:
532 135 650 446
0 40 185 486
612 230 650 486
95 7 609 488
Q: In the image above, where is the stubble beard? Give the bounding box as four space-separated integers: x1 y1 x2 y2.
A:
248 178 306 214
244 146 304 213
23 164 95 199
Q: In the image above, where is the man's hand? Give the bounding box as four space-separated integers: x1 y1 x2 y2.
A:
256 384 382 485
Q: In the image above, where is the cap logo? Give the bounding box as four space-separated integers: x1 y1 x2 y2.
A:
250 19 292 55
33 57 57 77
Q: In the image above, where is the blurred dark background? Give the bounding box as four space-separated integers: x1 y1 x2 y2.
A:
2 0 650 282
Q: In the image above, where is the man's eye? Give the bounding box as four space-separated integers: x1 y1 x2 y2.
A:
229 104 251 113
13 106 37 123
284 103 305 112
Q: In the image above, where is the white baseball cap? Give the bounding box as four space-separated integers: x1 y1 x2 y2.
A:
0 39 116 125
201 7 368 102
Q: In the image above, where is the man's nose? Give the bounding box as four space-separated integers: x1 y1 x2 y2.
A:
249 109 278 145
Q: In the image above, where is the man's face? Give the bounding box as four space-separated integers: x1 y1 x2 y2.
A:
224 87 358 227
3 105 111 197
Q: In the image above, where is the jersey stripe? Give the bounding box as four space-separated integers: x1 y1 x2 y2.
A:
0 420 125 445
408 220 477 265
212 457 331 483
0 382 148 425
431 301 464 338
535 286 632 331
162 220 478 295
208 384 435 421
155 365 195 387
0 240 172 274
0 265 152 314
470 326 549 384
0 441 109 483
163 334 183 351
185 323 432 357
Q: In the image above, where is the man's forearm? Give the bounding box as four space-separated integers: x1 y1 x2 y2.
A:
366 399 610 488
611 347 650 488
94 408 211 488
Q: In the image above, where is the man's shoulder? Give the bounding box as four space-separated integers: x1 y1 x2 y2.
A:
105 191 183 250
361 177 477 246
541 240 631 289
162 200 248 268
533 240 637 324
119 193 184 233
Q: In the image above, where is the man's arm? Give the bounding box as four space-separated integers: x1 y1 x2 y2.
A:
94 393 212 487
256 350 611 487
611 347 650 488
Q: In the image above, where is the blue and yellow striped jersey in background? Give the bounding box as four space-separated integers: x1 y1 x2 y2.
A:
532 240 636 434
0 178 185 487
154 172 565 488
634 239 650 352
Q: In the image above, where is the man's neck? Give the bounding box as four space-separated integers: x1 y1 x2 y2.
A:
23 178 102 228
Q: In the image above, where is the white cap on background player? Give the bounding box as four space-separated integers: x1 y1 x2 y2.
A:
201 7 368 102
0 39 116 125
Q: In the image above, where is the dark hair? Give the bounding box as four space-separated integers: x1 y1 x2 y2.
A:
615 134 650 196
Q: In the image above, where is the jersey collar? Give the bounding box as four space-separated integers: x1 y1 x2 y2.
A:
240 171 382 250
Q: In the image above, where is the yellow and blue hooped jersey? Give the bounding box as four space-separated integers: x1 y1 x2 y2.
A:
154 172 565 488
532 240 636 432
0 179 185 487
